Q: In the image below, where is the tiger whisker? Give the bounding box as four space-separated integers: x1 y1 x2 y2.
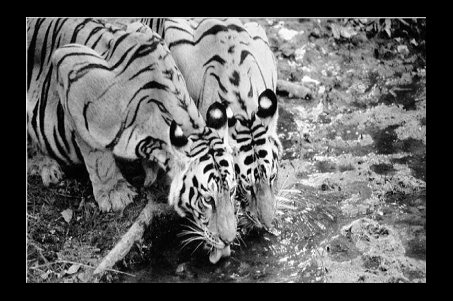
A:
235 231 247 248
191 240 205 256
179 236 206 251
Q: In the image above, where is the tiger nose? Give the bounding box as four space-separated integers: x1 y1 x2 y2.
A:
219 214 237 244
217 190 238 244
254 182 276 229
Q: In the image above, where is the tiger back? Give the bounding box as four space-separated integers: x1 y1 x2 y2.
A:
160 18 282 232
27 18 237 263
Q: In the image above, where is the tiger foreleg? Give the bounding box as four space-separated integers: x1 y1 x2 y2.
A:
75 136 137 212
141 159 160 188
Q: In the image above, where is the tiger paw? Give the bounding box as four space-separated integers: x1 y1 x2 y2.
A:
95 180 137 212
28 154 64 186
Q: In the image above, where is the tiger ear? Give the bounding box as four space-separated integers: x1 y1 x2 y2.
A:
256 89 278 129
169 120 191 156
206 102 229 142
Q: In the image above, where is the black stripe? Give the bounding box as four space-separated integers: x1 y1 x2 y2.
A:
258 149 268 158
192 176 199 188
72 132 84 162
91 31 105 49
83 102 90 130
235 91 247 111
229 70 240 86
189 187 195 203
240 49 252 65
31 99 40 144
199 153 210 162
203 163 214 174
203 54 226 67
244 154 254 165
53 128 72 164
47 18 65 65
253 35 270 46
118 42 159 76
70 19 94 44
27 18 45 90
168 23 235 49
126 95 148 127
84 25 103 45
219 159 229 167
210 73 227 94
239 144 253 152
130 81 169 103
235 136 250 144
190 146 208 158
166 25 193 36
56 101 70 153
253 138 266 146
39 66 62 164
36 19 53 80
54 50 102 72
70 63 110 84
107 33 131 60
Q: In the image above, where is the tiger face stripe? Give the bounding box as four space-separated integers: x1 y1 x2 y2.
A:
148 18 282 231
27 18 237 263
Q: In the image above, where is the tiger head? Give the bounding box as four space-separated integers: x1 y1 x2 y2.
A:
168 102 237 264
228 89 282 233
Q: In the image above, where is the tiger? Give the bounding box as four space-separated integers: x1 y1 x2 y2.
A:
138 18 282 233
26 18 237 263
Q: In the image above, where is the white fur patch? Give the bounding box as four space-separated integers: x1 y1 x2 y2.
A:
174 125 184 137
259 97 272 109
226 107 233 118
210 108 223 119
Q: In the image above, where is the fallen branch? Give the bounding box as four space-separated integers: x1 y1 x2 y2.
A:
277 79 312 99
93 197 169 276
29 259 135 278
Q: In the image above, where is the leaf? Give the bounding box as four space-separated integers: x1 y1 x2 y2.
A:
65 264 80 275
330 24 357 39
40 271 50 280
61 209 73 224
410 39 419 46
397 18 410 26
384 19 392 37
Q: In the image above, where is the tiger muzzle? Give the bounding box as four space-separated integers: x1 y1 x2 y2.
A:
249 182 276 230
207 189 237 264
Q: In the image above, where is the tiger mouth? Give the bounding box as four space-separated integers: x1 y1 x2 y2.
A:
208 244 231 264
203 229 232 264
238 210 270 234
178 220 232 264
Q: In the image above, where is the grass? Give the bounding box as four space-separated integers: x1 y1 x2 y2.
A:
26 162 171 283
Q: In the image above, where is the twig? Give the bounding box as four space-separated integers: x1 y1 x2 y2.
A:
93 197 169 276
28 259 135 277
27 240 49 265
277 79 312 99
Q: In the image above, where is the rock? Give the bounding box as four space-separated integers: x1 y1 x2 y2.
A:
397 45 409 55
278 27 299 41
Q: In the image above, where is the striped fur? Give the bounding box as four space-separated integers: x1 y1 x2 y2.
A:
143 18 282 231
27 18 237 262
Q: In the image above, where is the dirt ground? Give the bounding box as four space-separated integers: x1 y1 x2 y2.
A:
26 18 426 283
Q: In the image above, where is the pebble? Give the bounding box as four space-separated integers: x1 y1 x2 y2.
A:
176 263 187 274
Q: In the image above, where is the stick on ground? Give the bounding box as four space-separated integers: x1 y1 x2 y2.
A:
93 197 169 276
277 79 312 99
